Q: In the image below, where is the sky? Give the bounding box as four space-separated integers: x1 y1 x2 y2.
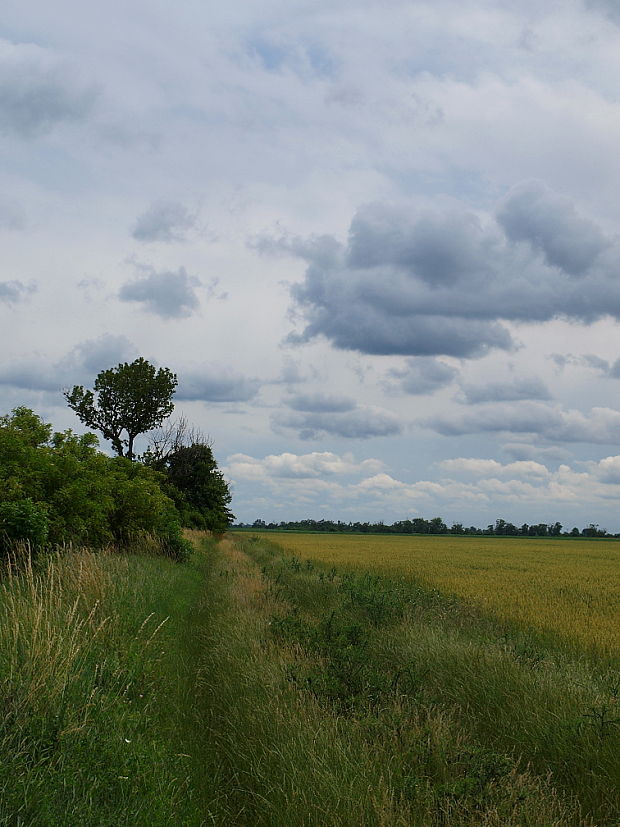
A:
3 0 620 530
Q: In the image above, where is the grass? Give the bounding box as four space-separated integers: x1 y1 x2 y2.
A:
0 540 212 826
248 533 620 662
190 535 588 826
2 532 617 825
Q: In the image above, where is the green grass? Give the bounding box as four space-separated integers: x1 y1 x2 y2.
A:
1 533 615 825
237 535 617 825
0 543 213 826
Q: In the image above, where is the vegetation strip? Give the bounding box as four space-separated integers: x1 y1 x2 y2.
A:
237 534 617 826
2 532 617 825
0 539 214 826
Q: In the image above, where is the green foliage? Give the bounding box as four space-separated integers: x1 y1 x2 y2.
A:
65 357 177 459
0 407 191 559
165 444 233 534
145 429 234 534
0 498 48 552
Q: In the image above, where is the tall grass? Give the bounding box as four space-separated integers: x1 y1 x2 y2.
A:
0 542 210 826
253 533 620 662
190 535 590 826
2 533 614 824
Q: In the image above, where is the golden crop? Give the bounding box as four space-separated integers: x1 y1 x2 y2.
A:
255 533 620 659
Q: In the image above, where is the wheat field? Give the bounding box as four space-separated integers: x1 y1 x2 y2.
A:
253 534 620 659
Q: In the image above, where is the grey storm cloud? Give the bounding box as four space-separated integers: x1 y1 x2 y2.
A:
0 280 32 304
496 181 608 276
0 334 137 392
388 357 458 395
460 376 552 404
274 183 620 359
177 369 260 403
287 392 356 413
119 266 200 318
0 40 97 139
132 201 197 243
273 405 402 440
425 401 620 445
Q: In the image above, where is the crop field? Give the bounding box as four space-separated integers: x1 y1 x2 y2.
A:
254 533 620 662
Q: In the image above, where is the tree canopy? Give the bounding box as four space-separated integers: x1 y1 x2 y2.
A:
64 358 177 459
144 418 234 535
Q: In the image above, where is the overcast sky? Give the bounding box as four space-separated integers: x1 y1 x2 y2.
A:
4 0 620 529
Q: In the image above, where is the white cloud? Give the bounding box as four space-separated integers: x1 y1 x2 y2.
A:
438 458 550 478
225 450 384 481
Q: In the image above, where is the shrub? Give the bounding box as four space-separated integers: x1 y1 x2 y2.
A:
0 498 49 554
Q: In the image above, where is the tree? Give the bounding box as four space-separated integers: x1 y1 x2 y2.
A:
65 358 177 459
165 443 234 534
144 417 234 535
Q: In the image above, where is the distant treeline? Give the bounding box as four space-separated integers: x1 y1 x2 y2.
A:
236 517 616 538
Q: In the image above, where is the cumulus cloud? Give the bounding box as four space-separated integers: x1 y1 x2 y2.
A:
426 401 620 445
496 181 608 276
273 404 403 440
132 201 198 243
0 39 97 138
225 450 383 480
176 366 260 403
386 357 459 395
595 455 620 483
271 183 620 359
460 376 551 404
0 280 32 304
119 265 200 318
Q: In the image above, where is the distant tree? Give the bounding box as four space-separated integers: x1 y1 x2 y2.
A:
65 358 177 459
428 516 448 534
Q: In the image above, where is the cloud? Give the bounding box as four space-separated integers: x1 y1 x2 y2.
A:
595 455 620 484
132 201 198 243
225 450 383 480
0 334 138 392
273 404 403 440
287 391 356 412
500 442 570 463
438 458 550 478
274 184 620 359
550 352 620 380
460 376 551 404
496 181 608 276
119 265 200 318
0 280 32 304
177 366 260 402
387 357 459 395
426 401 620 445
68 335 138 375
0 39 97 138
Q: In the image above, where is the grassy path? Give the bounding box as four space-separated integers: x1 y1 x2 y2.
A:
194 535 598 826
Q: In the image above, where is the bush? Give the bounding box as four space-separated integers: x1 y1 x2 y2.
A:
0 498 49 554
0 408 193 562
